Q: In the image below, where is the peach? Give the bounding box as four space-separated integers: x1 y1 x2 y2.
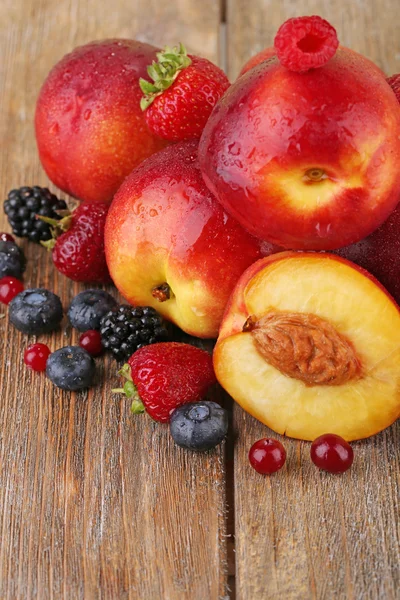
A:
238 46 276 77
105 141 276 338
199 48 400 250
214 252 400 441
35 40 167 203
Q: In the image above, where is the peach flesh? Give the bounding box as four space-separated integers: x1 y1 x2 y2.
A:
214 253 400 441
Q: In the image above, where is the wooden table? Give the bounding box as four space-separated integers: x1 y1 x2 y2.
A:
1 1 399 598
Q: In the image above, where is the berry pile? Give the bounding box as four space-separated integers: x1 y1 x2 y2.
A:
4 186 67 243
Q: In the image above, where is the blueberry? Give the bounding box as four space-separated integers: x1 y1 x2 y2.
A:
46 346 95 391
9 288 63 334
170 401 229 451
67 289 118 331
0 240 26 279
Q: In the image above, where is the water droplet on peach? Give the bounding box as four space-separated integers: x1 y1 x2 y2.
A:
84 109 92 120
228 142 241 156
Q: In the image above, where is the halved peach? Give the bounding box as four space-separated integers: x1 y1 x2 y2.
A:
214 252 400 441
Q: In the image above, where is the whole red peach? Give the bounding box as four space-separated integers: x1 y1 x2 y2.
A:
238 46 276 77
35 40 167 203
199 48 400 250
105 141 276 338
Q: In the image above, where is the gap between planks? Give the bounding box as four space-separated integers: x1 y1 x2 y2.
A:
219 1 236 598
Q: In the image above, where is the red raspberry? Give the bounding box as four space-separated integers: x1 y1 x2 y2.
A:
46 203 110 283
0 276 24 304
140 44 230 142
274 16 339 73
114 342 217 423
387 74 400 104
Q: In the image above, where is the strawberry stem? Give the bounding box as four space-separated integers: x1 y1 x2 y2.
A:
112 364 145 414
139 43 192 110
38 212 73 249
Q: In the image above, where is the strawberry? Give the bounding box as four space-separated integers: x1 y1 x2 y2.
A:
113 342 217 423
387 73 400 104
41 203 110 283
139 43 230 142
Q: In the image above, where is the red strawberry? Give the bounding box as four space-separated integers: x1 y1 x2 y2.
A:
41 203 110 283
113 342 217 423
387 73 400 104
140 43 230 142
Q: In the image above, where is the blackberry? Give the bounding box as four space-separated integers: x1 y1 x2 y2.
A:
100 305 169 361
4 186 67 243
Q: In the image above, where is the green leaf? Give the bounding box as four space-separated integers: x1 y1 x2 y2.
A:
139 78 159 95
131 398 145 414
123 381 136 398
140 95 155 111
117 363 133 381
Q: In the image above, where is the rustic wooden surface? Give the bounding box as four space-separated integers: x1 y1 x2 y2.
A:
1 0 399 599
0 2 227 600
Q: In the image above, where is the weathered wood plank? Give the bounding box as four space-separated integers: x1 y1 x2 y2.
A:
227 1 400 598
0 1 227 599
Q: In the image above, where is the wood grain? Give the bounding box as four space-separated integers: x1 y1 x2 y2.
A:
226 1 400 599
0 1 228 599
226 0 400 78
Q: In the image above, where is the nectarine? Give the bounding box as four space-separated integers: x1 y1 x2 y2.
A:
199 48 400 250
214 252 400 441
35 40 167 203
105 141 276 338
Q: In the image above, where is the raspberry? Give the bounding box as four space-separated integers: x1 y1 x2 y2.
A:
387 74 400 104
274 16 339 73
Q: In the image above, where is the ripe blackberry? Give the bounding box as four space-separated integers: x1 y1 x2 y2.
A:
100 305 169 361
4 186 67 243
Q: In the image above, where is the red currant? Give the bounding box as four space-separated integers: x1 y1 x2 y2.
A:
0 232 15 242
79 330 103 356
311 433 354 473
0 277 24 304
249 438 286 474
24 343 51 372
